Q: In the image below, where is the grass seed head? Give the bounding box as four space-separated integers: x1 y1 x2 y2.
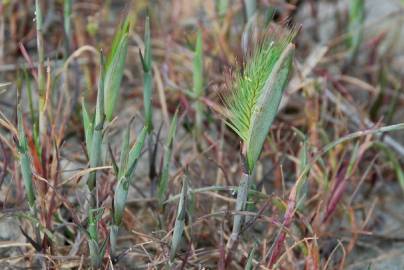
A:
225 27 296 173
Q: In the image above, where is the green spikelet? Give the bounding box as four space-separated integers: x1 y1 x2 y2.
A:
225 30 295 173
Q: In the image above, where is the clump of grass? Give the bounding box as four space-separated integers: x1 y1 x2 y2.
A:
80 15 132 266
224 29 295 250
87 208 107 268
84 15 131 191
169 177 188 265
82 52 107 267
110 125 147 255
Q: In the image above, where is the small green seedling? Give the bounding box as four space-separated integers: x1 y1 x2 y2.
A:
87 208 107 268
110 126 147 255
169 177 188 264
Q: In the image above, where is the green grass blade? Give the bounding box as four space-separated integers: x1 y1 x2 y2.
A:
63 0 73 53
217 0 229 17
113 176 129 225
17 106 36 208
142 16 152 71
193 30 203 98
245 246 256 270
158 111 178 202
87 206 105 268
35 0 46 149
372 142 404 193
88 239 102 268
246 44 295 172
227 172 251 249
118 123 131 179
170 177 188 262
127 127 147 179
20 152 35 207
193 30 204 138
144 71 153 132
98 238 108 263
87 112 104 191
347 0 365 61
82 100 93 156
63 0 72 36
35 0 45 99
22 71 40 154
347 142 360 176
109 143 119 176
87 209 98 242
104 17 130 121
141 16 153 132
109 224 119 256
296 137 309 211
88 53 106 190
244 0 256 21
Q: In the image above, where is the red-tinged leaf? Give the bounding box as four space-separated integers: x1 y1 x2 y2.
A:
305 242 320 270
18 43 38 82
267 183 298 268
323 162 349 222
26 125 43 177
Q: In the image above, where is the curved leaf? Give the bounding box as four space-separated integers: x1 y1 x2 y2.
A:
246 44 295 172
